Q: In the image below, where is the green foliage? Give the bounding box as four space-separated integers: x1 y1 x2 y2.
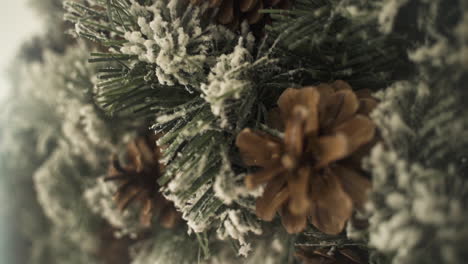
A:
0 41 130 263
362 1 468 263
61 0 417 260
34 146 101 254
29 229 101 264
372 80 468 174
265 0 409 88
64 0 275 254
9 0 459 263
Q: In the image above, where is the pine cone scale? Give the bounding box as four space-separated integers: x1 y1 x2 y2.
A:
280 205 308 233
245 164 285 189
236 128 283 168
240 0 257 12
246 0 264 24
332 165 371 210
218 0 235 24
315 133 349 169
309 170 353 235
332 115 376 153
286 166 311 214
255 176 288 220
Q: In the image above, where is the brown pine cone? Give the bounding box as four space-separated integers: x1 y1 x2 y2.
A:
295 246 368 264
236 80 378 234
104 134 180 229
191 0 292 35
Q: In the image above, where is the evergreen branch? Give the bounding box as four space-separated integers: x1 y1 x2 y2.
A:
265 0 410 89
64 0 271 252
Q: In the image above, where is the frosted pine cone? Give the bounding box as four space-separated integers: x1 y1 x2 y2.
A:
104 134 180 229
236 81 378 234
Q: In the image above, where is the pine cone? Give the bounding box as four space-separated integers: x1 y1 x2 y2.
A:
295 246 368 264
104 134 180 229
236 80 378 234
191 0 292 34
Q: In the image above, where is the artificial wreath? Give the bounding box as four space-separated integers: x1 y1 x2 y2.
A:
1 0 467 263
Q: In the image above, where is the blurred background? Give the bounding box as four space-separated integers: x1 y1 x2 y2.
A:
0 1 43 99
1 1 51 263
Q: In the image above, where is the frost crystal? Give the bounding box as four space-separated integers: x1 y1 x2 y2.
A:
201 37 254 128
378 0 409 33
213 150 262 205
120 0 220 87
216 210 262 257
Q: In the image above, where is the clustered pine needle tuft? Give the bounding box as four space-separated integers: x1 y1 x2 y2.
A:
64 0 276 254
